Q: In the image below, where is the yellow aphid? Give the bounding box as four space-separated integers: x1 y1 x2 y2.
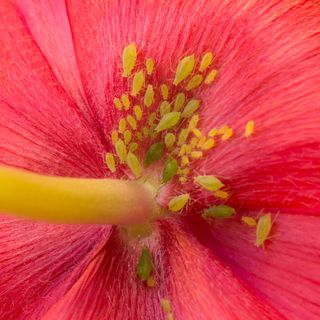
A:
146 275 155 287
168 193 190 212
186 74 203 91
127 115 137 130
155 112 181 132
137 132 143 141
123 43 137 77
129 142 139 152
208 128 219 137
197 136 207 147
245 120 255 138
165 133 176 148
115 139 127 163
161 298 172 313
131 70 145 97
201 138 215 150
187 114 200 131
142 126 149 136
192 129 202 137
146 58 154 75
133 105 143 121
173 55 195 86
148 112 157 126
199 52 213 72
160 101 171 117
255 213 272 247
119 118 127 133
124 130 132 144
121 94 130 110
204 69 218 84
218 125 229 134
173 93 186 111
105 153 116 173
190 137 198 148
221 128 234 141
113 97 122 110
213 190 229 199
181 156 189 166
126 151 141 178
160 84 169 100
242 216 257 227
144 85 154 107
178 129 189 146
111 130 119 144
195 175 224 191
179 176 188 183
182 99 200 118
190 151 203 159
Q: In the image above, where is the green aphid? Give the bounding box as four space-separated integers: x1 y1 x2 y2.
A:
145 142 165 165
136 246 153 281
203 204 235 219
162 156 178 183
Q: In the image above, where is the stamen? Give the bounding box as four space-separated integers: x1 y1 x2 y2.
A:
155 112 181 132
115 139 127 163
168 193 190 212
255 213 272 247
173 93 186 111
111 130 119 144
105 153 116 173
146 58 154 75
137 246 153 281
194 175 224 191
192 128 202 138
245 120 255 137
144 85 154 107
190 151 203 159
187 114 200 131
204 69 218 84
173 54 195 86
199 52 214 72
186 74 204 91
113 97 122 110
134 105 143 121
202 204 235 219
127 152 141 178
181 155 190 166
121 94 130 110
119 118 127 133
181 99 200 118
201 138 215 150
127 115 137 130
160 84 169 100
124 130 132 144
131 70 145 97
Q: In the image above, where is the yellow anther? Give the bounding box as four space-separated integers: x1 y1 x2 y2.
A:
129 142 139 152
182 99 200 118
160 101 171 117
126 151 141 178
205 69 218 84
199 52 214 72
208 128 219 137
119 118 127 133
115 139 127 163
178 144 187 156
146 58 154 75
219 125 229 135
122 43 137 77
181 156 189 166
144 85 154 107
187 114 200 131
221 128 234 141
148 112 157 126
214 190 229 199
242 216 257 227
255 213 272 247
142 126 149 136
245 120 255 138
127 115 137 130
161 299 172 313
146 275 155 287
111 130 119 144
124 130 132 145
168 193 190 212
201 138 215 150
105 153 116 173
173 55 195 86
133 105 143 121
173 93 186 111
178 129 189 146
131 70 145 97
190 137 198 148
186 74 203 91
192 128 202 138
197 136 207 147
185 145 192 154
165 133 176 148
121 94 130 110
155 112 181 133
137 132 143 141
179 177 188 183
160 84 169 100
190 151 203 159
194 175 224 191
113 97 122 110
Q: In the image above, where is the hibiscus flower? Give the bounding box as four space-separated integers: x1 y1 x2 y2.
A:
0 0 319 319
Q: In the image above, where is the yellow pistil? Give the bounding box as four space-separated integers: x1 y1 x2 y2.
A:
168 193 190 212
173 55 195 85
123 43 137 77
245 120 255 137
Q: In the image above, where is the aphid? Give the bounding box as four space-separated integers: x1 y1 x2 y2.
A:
124 130 132 144
168 193 190 212
126 152 141 178
182 99 200 118
173 92 186 111
187 114 200 131
118 118 127 133
129 142 139 152
201 138 215 150
136 246 153 282
255 213 272 247
161 298 172 313
123 43 137 77
105 153 116 173
194 175 224 191
208 128 218 137
160 101 171 117
213 190 229 199
162 156 178 183
199 52 213 72
197 136 207 147
133 105 143 121
111 130 119 144
190 137 198 148
115 139 127 163
186 74 203 91
185 145 192 154
144 85 154 107
155 112 181 132
113 97 122 110
173 55 195 86
145 142 165 165
164 133 176 148
127 115 137 130
146 58 154 75
190 151 203 159
204 69 218 84
177 129 189 146
147 112 157 126
202 204 235 219
241 216 257 227
146 276 155 287
245 120 255 138
121 94 130 110
221 128 234 141
160 84 169 100
131 70 145 96
136 132 143 141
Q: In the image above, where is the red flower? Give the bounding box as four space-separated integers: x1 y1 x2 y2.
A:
0 0 320 319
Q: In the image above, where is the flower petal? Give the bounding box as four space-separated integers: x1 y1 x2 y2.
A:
0 215 111 320
189 213 320 320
